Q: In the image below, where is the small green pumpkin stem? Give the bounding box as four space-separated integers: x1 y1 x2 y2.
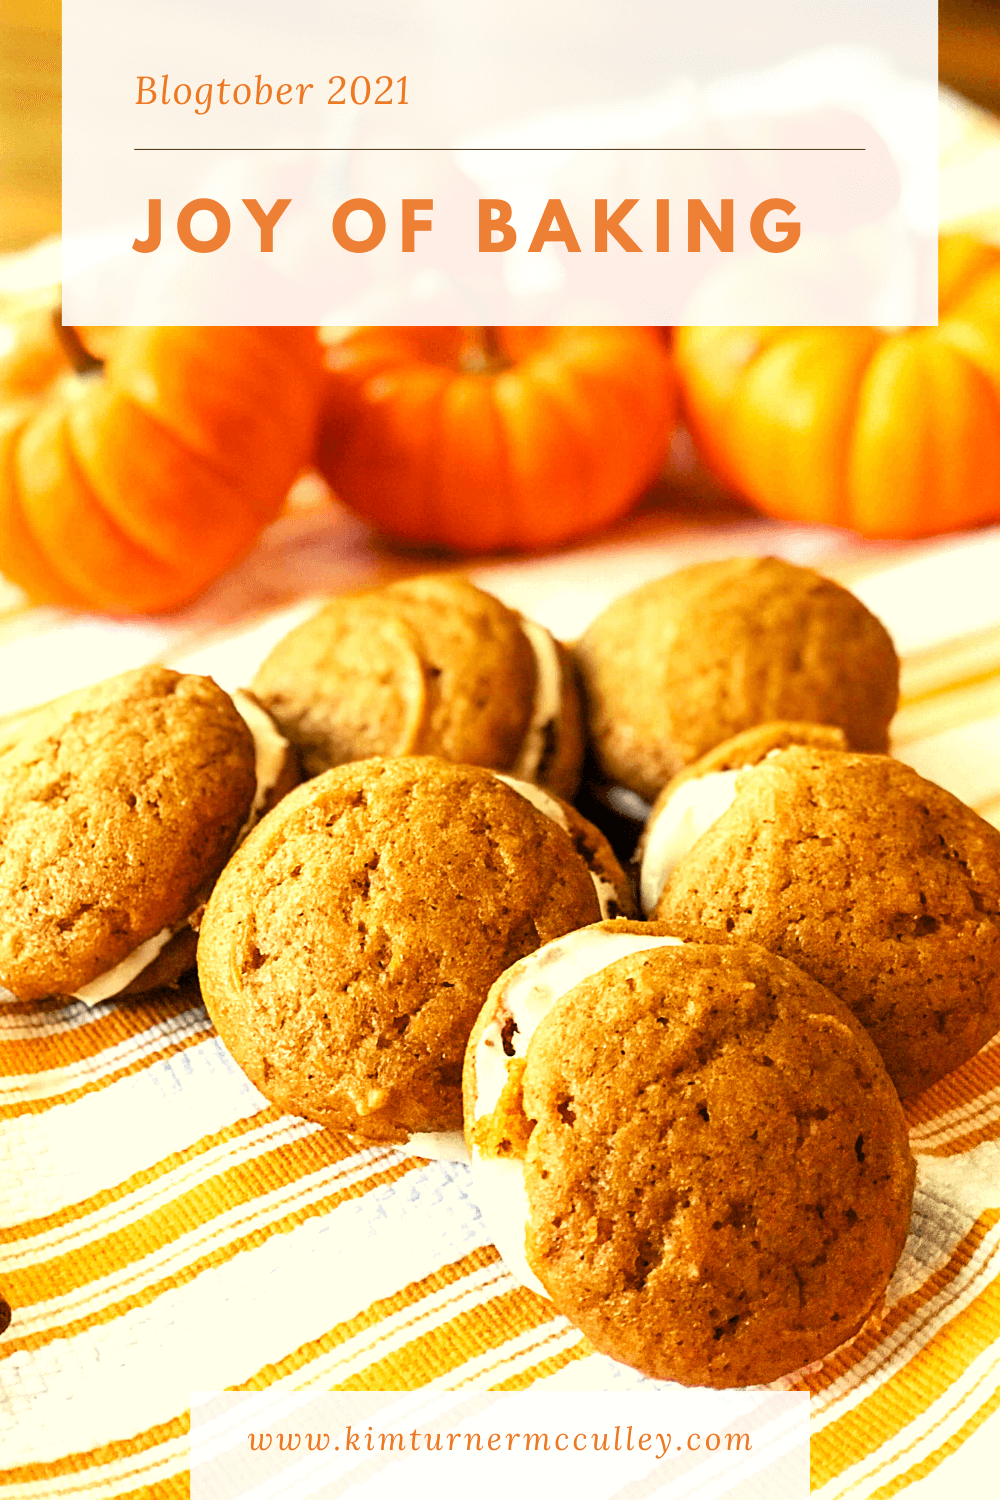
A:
52 309 104 374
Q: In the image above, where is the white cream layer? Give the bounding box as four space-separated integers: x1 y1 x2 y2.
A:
231 689 291 842
510 618 563 785
639 769 743 915
71 927 174 1004
71 692 289 1009
470 926 683 1297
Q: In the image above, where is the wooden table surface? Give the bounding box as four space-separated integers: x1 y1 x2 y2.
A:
2 1 999 255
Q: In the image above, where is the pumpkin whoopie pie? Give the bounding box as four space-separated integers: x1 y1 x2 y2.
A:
251 573 585 799
464 921 915 1388
574 557 899 803
0 667 296 1004
652 747 1000 1098
197 756 633 1150
638 720 848 915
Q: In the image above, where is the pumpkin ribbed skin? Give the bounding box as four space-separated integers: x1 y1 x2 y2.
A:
675 236 1000 538
315 326 678 553
0 322 322 614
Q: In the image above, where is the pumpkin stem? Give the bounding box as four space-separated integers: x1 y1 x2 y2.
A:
460 326 512 375
52 310 104 374
480 326 504 365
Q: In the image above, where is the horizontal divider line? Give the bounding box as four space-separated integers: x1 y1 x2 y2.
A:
131 144 867 152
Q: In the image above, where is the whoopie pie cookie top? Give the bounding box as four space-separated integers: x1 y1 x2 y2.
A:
654 747 1000 1098
465 922 915 1388
251 573 585 799
638 720 848 913
574 557 899 802
197 756 631 1145
0 666 257 1001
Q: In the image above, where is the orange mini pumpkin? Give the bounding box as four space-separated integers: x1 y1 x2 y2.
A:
675 235 1000 538
0 315 322 614
316 326 678 553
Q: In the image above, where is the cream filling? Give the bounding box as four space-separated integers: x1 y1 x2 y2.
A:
639 769 743 915
70 927 174 1004
470 926 683 1297
71 693 289 1009
231 689 291 842
510 619 563 784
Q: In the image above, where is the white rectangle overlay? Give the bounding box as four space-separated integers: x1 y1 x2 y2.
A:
190 1388 809 1500
62 1 937 325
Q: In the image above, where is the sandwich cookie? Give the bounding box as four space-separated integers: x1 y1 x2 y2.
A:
197 756 634 1150
654 747 1000 1098
464 923 915 1387
251 573 585 799
0 668 270 1004
574 557 899 802
639 721 847 914
83 687 301 1005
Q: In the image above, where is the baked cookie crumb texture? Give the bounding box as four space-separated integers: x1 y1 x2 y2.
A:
638 721 848 913
197 757 613 1142
574 557 899 802
494 774 637 921
515 940 914 1387
251 574 584 798
0 666 257 1001
95 689 300 1004
657 748 1000 1098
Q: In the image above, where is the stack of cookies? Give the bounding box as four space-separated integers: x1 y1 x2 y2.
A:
8 557 1000 1390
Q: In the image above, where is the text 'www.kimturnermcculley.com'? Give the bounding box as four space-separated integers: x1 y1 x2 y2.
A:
247 1424 754 1459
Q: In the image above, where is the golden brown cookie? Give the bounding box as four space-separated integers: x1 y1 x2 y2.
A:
197 756 631 1145
574 557 899 801
0 667 258 1002
493 774 637 924
465 922 915 1387
110 688 302 1001
251 574 585 799
654 747 1000 1098
638 721 847 912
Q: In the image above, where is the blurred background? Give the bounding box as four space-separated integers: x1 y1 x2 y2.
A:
2 0 999 255
2 0 59 253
